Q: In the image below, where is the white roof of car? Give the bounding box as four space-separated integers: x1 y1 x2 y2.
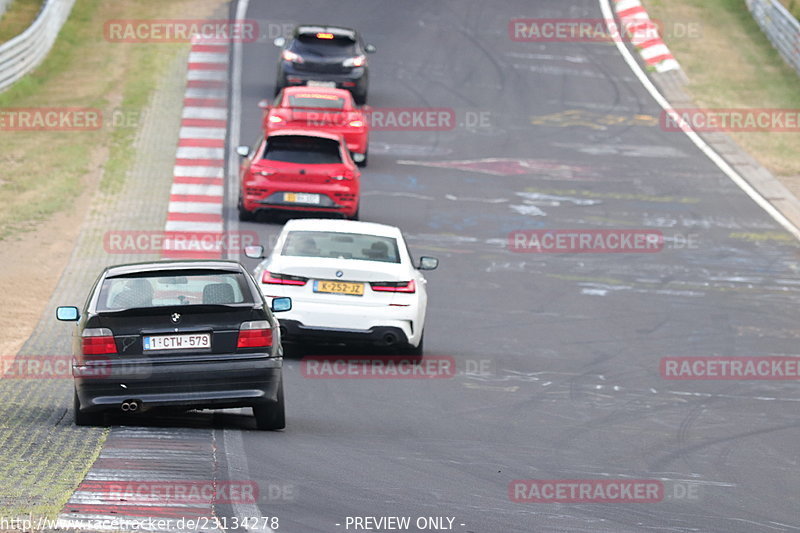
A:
282 218 403 238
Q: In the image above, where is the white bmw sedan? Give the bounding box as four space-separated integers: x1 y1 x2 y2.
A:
246 219 438 354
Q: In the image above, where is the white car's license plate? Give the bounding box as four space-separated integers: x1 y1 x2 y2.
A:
307 80 336 88
284 192 321 204
143 333 211 351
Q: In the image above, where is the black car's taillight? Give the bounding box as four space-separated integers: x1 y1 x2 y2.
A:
370 280 416 293
237 320 273 348
81 328 116 355
262 271 308 286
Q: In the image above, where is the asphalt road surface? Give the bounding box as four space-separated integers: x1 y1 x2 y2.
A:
213 1 800 531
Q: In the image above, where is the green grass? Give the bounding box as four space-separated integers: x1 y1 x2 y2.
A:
778 0 800 19
643 0 800 176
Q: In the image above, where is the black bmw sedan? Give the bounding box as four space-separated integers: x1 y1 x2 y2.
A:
56 260 291 430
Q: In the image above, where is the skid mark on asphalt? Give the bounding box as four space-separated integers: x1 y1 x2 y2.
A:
163 38 229 260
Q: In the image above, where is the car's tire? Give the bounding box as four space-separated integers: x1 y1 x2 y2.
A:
348 205 360 221
354 90 367 106
238 198 256 222
73 390 105 427
274 82 285 98
253 379 285 430
356 150 368 167
405 333 424 357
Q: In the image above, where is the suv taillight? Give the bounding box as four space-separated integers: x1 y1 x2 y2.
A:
81 328 116 355
262 271 308 286
237 320 273 348
370 280 416 293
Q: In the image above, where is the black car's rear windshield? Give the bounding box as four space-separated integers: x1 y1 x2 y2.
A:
96 270 253 311
262 136 342 165
290 34 356 57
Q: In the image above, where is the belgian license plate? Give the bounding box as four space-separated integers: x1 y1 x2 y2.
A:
314 280 364 296
284 192 320 204
143 333 211 351
307 80 336 88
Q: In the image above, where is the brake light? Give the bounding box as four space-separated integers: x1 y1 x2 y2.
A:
343 55 366 68
237 320 273 348
281 50 304 63
268 115 284 124
262 271 308 286
81 328 116 355
370 280 416 293
316 32 334 39
348 119 364 128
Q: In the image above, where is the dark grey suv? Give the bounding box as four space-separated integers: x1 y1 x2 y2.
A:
57 260 292 430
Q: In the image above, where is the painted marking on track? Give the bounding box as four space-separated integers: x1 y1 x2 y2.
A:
397 158 595 179
531 109 658 130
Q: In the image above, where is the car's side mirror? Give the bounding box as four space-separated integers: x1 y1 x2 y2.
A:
273 36 286 47
245 245 264 259
236 145 251 157
365 44 376 53
418 257 438 271
258 99 271 110
56 306 80 321
271 297 292 313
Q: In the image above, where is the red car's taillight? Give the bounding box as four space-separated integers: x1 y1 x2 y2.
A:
82 328 116 355
370 280 416 293
268 115 284 124
348 119 364 128
262 271 308 286
237 320 273 348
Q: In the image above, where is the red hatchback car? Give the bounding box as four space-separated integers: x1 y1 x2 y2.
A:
237 130 361 221
261 87 369 166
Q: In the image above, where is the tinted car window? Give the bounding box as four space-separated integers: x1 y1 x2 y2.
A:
262 136 343 164
97 272 251 311
287 93 346 110
282 231 400 263
290 35 356 57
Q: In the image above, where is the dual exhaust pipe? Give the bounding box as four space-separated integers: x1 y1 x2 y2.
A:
120 400 141 412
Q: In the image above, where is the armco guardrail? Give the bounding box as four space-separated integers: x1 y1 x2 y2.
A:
0 0 76 93
747 0 800 76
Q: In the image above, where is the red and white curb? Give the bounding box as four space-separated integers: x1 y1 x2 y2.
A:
163 35 229 260
614 0 681 73
59 428 223 532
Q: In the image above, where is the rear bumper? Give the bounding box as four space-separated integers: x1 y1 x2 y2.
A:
74 356 283 413
280 319 409 347
241 183 358 217
278 63 367 92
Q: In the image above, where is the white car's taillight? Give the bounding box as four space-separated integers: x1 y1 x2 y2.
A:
237 320 273 348
370 280 416 293
81 328 116 355
262 271 308 286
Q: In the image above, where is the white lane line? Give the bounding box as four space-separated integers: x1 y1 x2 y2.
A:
176 146 226 159
170 183 224 196
182 106 228 120
598 0 800 241
180 126 227 139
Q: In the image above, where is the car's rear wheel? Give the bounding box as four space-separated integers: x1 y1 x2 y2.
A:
356 150 368 167
73 389 105 427
348 205 360 221
253 379 285 430
405 332 424 357
354 89 367 106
